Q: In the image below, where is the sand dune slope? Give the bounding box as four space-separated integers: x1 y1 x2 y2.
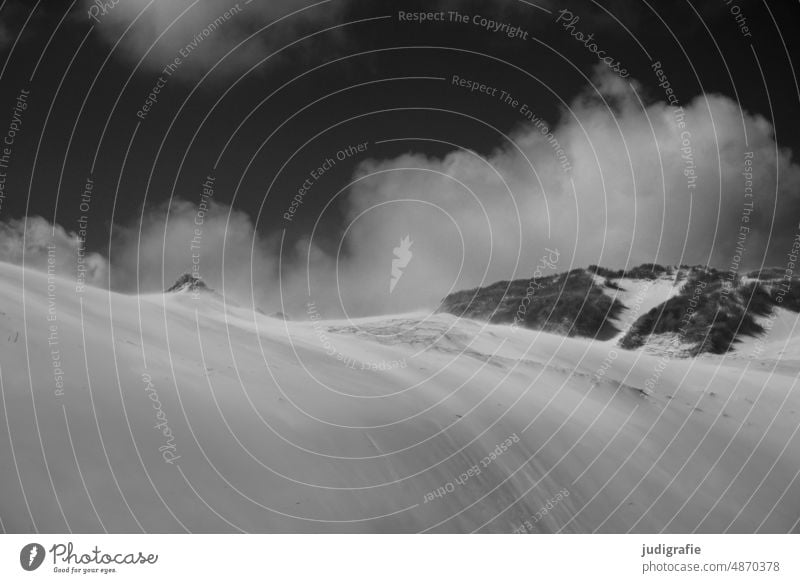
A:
1 263 798 533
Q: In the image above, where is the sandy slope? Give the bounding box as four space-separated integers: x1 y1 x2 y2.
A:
1 262 799 533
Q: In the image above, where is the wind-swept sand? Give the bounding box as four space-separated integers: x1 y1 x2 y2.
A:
1 262 798 533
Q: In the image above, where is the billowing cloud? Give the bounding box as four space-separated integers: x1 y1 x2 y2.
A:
3 68 798 319
291 66 800 316
273 64 800 318
0 215 108 286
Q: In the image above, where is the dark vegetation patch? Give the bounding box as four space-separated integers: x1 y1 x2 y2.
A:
588 263 725 282
439 270 625 340
588 263 672 280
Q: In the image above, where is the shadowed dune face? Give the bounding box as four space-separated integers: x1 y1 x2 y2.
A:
1 262 799 533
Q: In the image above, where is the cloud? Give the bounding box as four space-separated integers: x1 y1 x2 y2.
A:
107 198 280 305
0 216 108 286
83 0 346 78
271 67 800 317
3 68 799 319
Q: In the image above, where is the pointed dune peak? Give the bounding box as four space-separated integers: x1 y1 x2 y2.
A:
165 273 211 294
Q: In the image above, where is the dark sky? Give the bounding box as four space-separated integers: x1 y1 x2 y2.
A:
1 0 799 303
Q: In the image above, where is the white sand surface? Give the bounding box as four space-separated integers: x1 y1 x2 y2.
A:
1 262 798 533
